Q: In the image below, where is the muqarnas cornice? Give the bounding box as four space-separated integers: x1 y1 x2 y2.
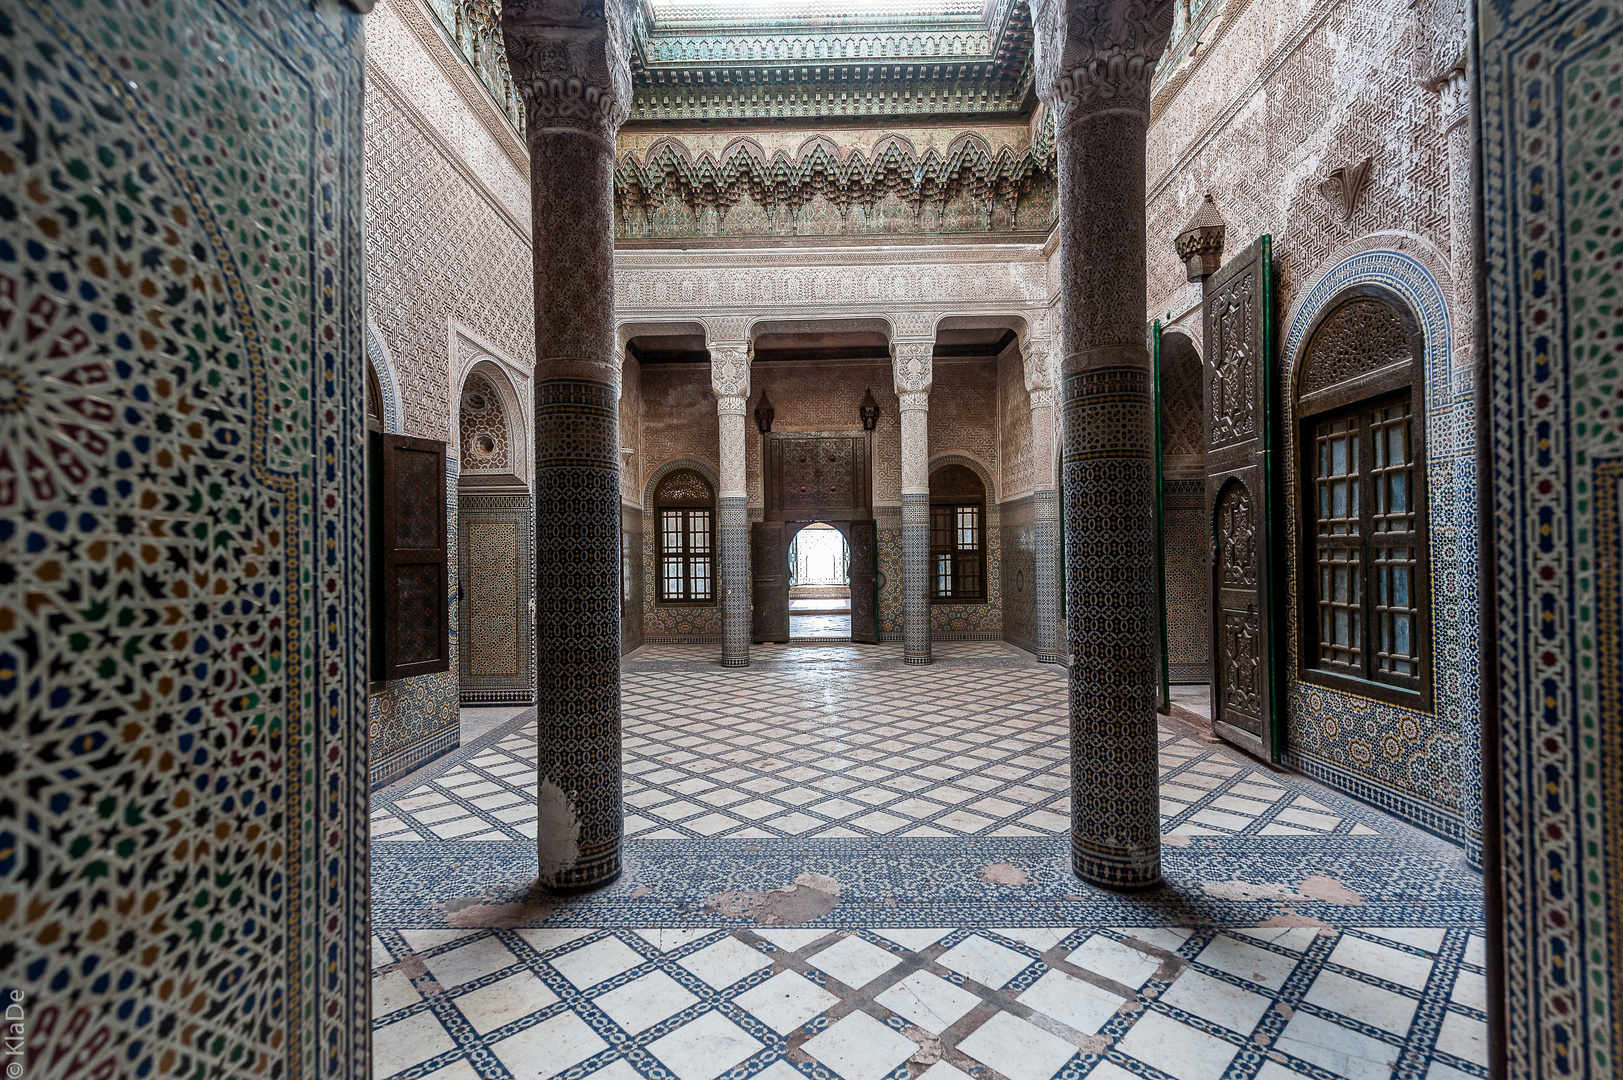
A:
625 0 1036 125
614 124 1057 240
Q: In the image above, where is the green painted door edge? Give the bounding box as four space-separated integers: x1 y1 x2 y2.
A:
1152 317 1171 714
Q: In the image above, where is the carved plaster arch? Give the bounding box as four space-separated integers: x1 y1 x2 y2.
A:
365 312 405 435
450 322 532 483
457 359 528 485
929 450 998 504
642 457 722 519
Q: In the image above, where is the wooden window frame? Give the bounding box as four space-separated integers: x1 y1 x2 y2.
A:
929 500 986 605
654 471 717 607
377 433 451 681
1295 289 1432 710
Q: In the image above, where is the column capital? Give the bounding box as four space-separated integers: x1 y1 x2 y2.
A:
502 0 637 148
1030 387 1056 410
1031 0 1176 123
1020 313 1058 394
892 339 934 397
709 342 751 402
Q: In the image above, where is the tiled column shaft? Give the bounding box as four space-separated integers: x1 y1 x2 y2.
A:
898 388 932 665
1030 388 1061 663
504 8 629 892
1034 0 1168 889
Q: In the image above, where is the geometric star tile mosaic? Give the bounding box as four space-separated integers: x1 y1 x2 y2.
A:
371 643 1485 1079
373 645 1388 847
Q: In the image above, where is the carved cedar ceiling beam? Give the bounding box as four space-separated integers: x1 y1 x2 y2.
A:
613 119 1057 230
622 0 1037 124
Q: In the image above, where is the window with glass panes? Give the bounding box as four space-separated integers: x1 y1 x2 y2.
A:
1298 293 1429 703
653 469 716 605
928 463 986 602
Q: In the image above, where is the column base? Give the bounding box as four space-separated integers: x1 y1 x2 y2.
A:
903 654 932 666
1071 846 1161 892
719 656 750 668
540 850 623 894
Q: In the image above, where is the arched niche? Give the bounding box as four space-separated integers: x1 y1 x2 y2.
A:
454 359 534 707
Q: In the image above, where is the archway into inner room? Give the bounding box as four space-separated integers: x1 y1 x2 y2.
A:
454 359 535 745
1157 327 1210 725
788 521 851 638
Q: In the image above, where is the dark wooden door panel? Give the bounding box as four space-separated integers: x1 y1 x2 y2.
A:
751 521 789 643
381 433 450 680
1204 237 1277 760
848 519 879 644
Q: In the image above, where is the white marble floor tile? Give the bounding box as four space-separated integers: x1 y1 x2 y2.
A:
645 1011 764 1080
372 970 420 1019
1114 1010 1239 1080
956 1011 1078 1080
1425 1063 1482 1080
733 970 841 1034
937 934 1036 989
454 971 560 1034
1079 1063 1139 1080
915 1062 976 1080
1275 1011 1400 1080
871 927 956 952
591 971 700 1034
373 1010 457 1079
678 935 774 989
425 936 517 988
992 927 1072 953
808 935 905 990
582 1061 643 1080
801 1009 919 1080
1018 969 1126 1036
1112 927 1192 954
1231 927 1321 953
1463 934 1487 967
549 935 649 989
754 928 837 953
1361 926 1446 953
1303 970 1417 1034
1329 934 1435 990
1194 935 1299 992
632 928 717 952
490 1011 608 1080
1160 968 1271 1034
1434 1011 1489 1064
515 928 594 955
1066 936 1162 990
874 970 983 1034
1450 969 1487 1011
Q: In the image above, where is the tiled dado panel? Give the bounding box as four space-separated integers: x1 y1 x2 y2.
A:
622 505 646 654
0 4 371 1077
1480 2 1623 1072
1278 251 1473 845
1001 496 1039 654
459 494 535 706
371 457 461 788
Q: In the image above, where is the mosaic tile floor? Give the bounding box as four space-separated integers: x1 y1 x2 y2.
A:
371 645 1486 1080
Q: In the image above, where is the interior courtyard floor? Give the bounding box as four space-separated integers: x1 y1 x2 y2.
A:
370 643 1486 1080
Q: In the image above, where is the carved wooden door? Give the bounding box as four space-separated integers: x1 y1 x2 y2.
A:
1203 236 1279 760
751 521 790 643
848 520 879 643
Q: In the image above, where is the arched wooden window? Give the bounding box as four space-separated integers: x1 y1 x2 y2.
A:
930 463 985 602
1296 289 1431 706
655 469 716 604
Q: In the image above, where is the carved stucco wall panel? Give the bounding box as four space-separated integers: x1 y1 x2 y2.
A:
365 80 536 445
1145 0 1454 335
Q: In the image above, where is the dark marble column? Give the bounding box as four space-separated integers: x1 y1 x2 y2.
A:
503 2 633 892
1034 0 1173 890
